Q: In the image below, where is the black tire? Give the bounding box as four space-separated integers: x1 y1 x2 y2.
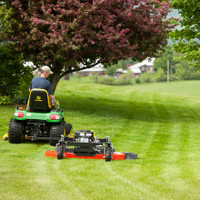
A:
49 120 65 146
105 148 112 162
8 118 23 143
57 145 63 159
65 123 72 136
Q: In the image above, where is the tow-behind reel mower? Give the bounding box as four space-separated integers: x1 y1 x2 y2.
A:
8 89 72 146
45 130 138 162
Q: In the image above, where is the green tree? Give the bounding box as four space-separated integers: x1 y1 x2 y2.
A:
105 63 121 76
154 45 177 73
170 0 200 67
120 59 136 69
175 61 200 80
156 68 167 82
175 63 186 79
0 43 33 98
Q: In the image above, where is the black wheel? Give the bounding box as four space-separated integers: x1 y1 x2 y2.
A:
57 145 63 159
105 148 112 162
65 123 72 136
49 120 65 146
8 118 24 143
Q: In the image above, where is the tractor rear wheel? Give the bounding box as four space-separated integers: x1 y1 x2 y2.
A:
8 118 24 143
49 120 65 146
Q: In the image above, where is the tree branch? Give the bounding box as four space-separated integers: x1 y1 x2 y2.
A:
59 61 101 78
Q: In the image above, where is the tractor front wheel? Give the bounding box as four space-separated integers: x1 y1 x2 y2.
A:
56 145 64 159
8 118 24 143
105 148 112 162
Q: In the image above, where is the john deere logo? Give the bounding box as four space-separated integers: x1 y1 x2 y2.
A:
35 96 42 101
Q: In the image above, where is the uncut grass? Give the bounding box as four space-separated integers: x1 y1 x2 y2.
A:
0 80 200 200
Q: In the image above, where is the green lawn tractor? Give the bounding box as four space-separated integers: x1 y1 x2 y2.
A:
7 89 72 146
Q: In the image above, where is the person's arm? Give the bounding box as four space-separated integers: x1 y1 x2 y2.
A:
49 95 55 100
29 80 32 93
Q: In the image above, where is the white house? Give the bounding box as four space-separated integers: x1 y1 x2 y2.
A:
130 67 141 77
79 63 105 76
129 58 155 75
115 68 127 78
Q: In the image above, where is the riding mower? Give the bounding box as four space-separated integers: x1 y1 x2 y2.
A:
7 89 72 146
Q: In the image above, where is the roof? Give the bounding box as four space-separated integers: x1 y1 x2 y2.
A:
129 57 155 69
116 68 127 74
131 67 141 73
80 63 105 72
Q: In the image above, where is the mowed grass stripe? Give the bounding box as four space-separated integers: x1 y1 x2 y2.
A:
168 96 200 190
140 94 172 168
0 143 49 200
104 91 174 199
27 157 89 200
159 123 200 199
134 93 173 199
112 91 158 153
146 95 200 199
178 103 200 194
102 92 165 199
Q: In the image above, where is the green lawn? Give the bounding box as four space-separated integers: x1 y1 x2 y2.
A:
1 80 200 200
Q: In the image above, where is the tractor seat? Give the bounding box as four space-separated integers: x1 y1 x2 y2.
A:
28 89 51 113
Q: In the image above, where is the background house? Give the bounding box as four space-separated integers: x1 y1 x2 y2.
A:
130 67 141 77
115 58 155 78
79 63 105 76
115 67 141 78
129 58 155 74
115 68 127 78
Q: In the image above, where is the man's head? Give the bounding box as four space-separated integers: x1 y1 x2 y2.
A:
40 66 53 78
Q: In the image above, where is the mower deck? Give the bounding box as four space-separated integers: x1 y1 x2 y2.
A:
45 130 138 161
45 150 126 160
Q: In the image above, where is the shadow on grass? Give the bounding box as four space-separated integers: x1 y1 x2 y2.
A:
24 140 49 146
58 94 199 123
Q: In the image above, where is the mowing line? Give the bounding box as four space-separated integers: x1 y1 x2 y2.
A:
177 103 200 193
104 163 170 200
142 95 200 199
136 93 174 199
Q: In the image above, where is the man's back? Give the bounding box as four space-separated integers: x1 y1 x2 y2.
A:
29 76 52 95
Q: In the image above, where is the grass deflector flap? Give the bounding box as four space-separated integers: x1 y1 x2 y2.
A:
45 130 138 162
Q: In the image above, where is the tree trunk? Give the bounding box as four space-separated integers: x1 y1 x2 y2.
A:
50 72 61 95
64 66 70 80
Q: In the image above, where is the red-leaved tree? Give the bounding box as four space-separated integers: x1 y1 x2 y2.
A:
0 0 175 93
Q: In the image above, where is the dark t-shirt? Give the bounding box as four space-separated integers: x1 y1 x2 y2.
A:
29 77 52 95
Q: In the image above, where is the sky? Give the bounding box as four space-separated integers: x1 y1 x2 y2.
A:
168 9 180 18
